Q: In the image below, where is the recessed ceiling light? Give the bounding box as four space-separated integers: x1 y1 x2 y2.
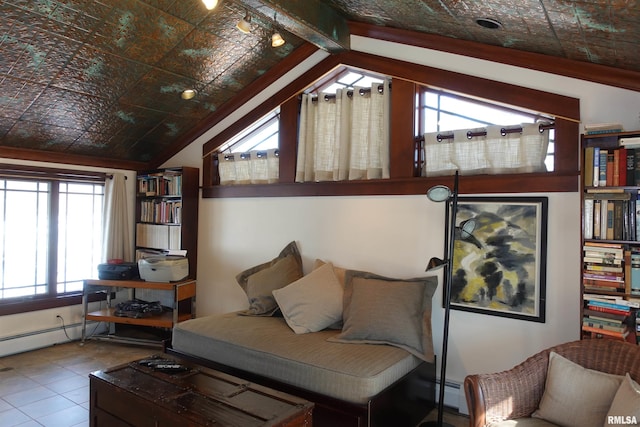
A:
181 89 197 100
475 18 502 29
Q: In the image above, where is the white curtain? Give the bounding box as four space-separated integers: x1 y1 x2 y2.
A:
423 123 550 177
102 173 133 262
296 79 390 182
219 149 279 185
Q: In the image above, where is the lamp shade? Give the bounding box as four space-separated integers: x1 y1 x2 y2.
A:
237 14 252 33
271 32 285 47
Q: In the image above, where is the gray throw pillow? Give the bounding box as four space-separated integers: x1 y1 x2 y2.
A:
235 241 303 316
328 269 438 362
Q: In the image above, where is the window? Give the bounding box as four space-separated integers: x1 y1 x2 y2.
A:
202 50 579 197
416 88 555 172
0 168 105 314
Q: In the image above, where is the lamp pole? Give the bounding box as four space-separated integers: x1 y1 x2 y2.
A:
422 171 459 427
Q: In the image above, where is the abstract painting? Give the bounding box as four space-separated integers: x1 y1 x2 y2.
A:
450 197 548 322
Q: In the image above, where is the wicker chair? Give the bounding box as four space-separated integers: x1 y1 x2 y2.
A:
464 339 640 427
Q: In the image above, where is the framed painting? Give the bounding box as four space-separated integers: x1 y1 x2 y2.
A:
449 196 548 322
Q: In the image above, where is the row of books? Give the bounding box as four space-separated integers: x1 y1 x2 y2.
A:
137 173 183 196
582 294 638 341
583 190 638 241
135 223 182 251
584 143 640 188
139 200 182 224
582 243 640 295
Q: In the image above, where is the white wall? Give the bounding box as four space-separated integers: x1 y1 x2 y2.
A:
162 36 640 410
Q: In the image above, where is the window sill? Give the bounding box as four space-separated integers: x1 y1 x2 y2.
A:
0 292 107 316
202 172 578 198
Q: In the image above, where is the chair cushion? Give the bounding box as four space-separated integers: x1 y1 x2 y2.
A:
488 418 558 427
605 373 640 426
532 352 623 427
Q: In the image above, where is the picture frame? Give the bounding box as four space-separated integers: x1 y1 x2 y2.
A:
450 196 548 322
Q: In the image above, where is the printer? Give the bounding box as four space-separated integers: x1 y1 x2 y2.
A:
138 256 189 282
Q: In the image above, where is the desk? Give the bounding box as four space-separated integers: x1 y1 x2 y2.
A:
81 278 196 346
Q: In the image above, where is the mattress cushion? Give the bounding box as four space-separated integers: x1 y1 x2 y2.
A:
172 312 422 404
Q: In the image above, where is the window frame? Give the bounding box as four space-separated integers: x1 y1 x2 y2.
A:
201 48 579 198
0 165 107 316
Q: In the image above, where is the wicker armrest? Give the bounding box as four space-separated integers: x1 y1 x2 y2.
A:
464 349 551 427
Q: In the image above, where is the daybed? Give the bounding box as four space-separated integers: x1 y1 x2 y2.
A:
464 339 640 427
167 241 438 427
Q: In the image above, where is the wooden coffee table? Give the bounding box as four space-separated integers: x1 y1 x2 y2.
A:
89 355 313 426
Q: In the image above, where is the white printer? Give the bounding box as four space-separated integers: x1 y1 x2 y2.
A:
138 256 189 282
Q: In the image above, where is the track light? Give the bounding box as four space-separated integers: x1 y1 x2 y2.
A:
236 13 251 34
202 0 218 10
271 32 285 47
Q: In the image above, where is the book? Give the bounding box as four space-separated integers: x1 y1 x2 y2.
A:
584 263 623 273
593 147 600 187
584 197 594 239
581 324 629 339
599 149 608 186
584 146 594 188
582 318 627 333
626 148 635 185
620 136 640 148
587 299 632 312
584 123 624 134
583 308 627 324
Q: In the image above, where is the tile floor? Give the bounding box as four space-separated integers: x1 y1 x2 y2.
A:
0 340 469 427
0 340 154 427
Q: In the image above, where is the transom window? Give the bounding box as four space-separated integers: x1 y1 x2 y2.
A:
416 87 555 171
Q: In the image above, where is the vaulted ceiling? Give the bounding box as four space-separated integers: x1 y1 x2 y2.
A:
1 0 639 171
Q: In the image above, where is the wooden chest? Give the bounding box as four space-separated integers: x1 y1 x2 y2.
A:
89 355 313 427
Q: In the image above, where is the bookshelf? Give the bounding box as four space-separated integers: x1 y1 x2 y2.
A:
135 167 199 279
581 130 640 344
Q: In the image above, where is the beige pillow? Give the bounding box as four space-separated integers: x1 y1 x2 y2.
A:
272 262 343 334
235 241 303 316
532 352 623 427
605 373 640 427
328 269 437 362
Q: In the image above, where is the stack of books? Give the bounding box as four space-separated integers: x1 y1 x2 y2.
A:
582 294 637 341
582 243 625 293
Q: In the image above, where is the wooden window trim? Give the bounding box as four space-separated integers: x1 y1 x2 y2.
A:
202 40 580 198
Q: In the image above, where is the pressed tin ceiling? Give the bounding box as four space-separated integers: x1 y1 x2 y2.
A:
1 0 639 169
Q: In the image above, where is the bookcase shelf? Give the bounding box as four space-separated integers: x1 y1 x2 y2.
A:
581 130 640 345
135 167 199 278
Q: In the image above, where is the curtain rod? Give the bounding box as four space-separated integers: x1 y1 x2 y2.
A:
421 122 555 143
217 150 280 161
106 174 127 180
309 82 389 102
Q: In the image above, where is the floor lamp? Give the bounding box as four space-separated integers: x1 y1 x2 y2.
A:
421 171 476 427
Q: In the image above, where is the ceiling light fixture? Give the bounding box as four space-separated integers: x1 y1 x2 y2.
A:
271 32 285 47
271 12 285 48
236 12 252 34
181 89 197 100
475 17 502 29
202 0 218 10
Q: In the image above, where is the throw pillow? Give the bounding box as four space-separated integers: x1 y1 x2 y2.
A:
605 373 640 427
532 351 624 427
328 269 438 362
272 262 343 334
235 241 303 316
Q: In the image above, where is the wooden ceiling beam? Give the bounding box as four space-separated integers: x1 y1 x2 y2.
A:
236 0 350 52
